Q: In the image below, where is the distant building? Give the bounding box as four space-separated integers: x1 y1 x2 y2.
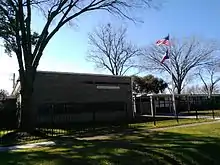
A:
135 93 220 116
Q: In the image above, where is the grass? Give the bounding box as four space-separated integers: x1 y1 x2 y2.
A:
0 118 212 147
0 130 48 147
180 109 220 117
1 120 220 164
0 130 14 136
129 118 210 129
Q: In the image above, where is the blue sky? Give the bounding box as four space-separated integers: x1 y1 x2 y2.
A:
0 0 220 92
38 0 220 73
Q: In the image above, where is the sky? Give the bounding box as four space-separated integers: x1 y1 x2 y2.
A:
0 0 220 93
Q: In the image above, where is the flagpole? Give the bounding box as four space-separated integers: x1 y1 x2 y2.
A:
169 35 177 121
156 34 177 120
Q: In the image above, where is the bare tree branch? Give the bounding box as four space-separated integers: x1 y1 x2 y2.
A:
87 23 141 75
0 0 157 130
139 37 218 94
197 62 220 96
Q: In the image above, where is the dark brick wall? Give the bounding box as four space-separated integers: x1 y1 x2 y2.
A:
0 98 18 129
32 71 133 124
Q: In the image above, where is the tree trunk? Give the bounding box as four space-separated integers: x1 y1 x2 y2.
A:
19 68 36 132
19 90 33 131
177 88 181 94
177 83 182 94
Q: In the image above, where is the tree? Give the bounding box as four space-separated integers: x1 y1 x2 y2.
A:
0 89 8 100
87 23 141 75
140 38 218 94
132 75 168 94
0 0 156 131
182 85 202 94
132 76 144 93
0 89 9 110
197 63 220 96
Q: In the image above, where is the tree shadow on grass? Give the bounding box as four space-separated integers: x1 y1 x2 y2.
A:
1 128 220 165
36 124 145 138
0 124 149 147
0 130 45 147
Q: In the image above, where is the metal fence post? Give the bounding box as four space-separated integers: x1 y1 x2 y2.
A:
175 96 179 123
212 97 215 119
212 109 215 119
176 108 179 123
51 104 54 136
153 97 156 126
196 108 198 120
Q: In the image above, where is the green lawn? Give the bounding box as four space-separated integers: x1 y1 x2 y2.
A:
0 130 14 136
1 121 220 164
0 118 210 147
129 118 210 129
180 109 220 117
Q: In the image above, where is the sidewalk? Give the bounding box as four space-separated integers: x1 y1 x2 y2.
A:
150 119 220 131
0 141 55 152
78 119 220 141
142 114 220 120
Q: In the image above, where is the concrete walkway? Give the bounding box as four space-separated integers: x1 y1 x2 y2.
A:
150 119 220 131
77 120 220 141
0 141 55 152
142 114 220 120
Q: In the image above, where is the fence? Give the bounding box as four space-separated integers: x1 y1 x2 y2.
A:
36 101 130 128
0 100 131 146
1 94 220 146
135 94 220 123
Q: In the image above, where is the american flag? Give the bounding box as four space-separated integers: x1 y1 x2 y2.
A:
161 49 169 64
156 35 170 46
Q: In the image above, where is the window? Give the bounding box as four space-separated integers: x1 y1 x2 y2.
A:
96 86 120 89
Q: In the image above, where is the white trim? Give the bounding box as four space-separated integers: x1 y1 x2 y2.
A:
96 85 120 90
37 70 131 78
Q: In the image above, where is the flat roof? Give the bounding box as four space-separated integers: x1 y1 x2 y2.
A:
11 70 132 95
37 70 131 78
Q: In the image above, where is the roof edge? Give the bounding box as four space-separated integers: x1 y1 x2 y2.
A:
36 70 131 78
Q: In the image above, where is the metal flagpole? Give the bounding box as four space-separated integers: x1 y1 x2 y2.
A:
169 35 177 121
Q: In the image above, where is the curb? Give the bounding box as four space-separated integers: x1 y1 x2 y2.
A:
0 141 55 152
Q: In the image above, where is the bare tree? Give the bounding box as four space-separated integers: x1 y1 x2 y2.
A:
197 63 220 96
140 38 218 94
0 0 156 131
182 85 202 94
87 24 141 75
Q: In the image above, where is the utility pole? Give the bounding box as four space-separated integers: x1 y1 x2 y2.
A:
12 73 15 88
10 73 16 89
